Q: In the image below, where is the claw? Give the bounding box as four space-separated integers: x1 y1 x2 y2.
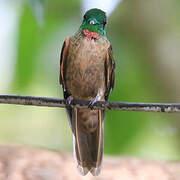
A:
88 98 98 110
88 88 103 109
66 95 74 107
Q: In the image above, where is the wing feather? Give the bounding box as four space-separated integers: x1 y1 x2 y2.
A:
59 37 70 98
105 44 115 100
59 38 70 86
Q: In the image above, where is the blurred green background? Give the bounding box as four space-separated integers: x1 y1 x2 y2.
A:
0 0 180 161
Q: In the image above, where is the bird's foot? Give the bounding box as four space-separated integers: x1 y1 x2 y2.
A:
88 98 98 110
88 88 103 110
66 95 74 107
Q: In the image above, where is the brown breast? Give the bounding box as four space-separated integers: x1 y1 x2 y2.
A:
65 34 110 100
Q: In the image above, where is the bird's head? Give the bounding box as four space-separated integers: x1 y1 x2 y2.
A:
80 8 107 40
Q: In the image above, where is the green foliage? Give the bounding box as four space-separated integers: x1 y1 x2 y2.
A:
14 4 40 90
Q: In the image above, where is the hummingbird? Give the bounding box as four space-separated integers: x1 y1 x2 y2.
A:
59 8 115 176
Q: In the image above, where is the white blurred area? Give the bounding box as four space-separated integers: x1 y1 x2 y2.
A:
0 1 20 92
82 0 123 16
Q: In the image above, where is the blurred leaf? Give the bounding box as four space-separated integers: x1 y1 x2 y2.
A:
13 4 40 90
27 0 45 26
46 0 81 19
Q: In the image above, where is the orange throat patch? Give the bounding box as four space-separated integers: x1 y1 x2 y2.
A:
83 29 100 40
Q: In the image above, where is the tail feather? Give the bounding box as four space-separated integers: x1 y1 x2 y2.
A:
67 108 104 176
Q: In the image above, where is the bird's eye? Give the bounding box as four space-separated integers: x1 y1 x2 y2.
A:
103 20 107 28
89 20 96 25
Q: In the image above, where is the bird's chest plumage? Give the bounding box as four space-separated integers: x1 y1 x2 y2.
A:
65 36 109 99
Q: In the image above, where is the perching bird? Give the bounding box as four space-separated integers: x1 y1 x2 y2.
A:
59 8 115 176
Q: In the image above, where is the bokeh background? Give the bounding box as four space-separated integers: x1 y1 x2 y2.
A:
0 0 180 161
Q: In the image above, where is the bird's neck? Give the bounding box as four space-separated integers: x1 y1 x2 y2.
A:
82 29 100 40
78 23 106 40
